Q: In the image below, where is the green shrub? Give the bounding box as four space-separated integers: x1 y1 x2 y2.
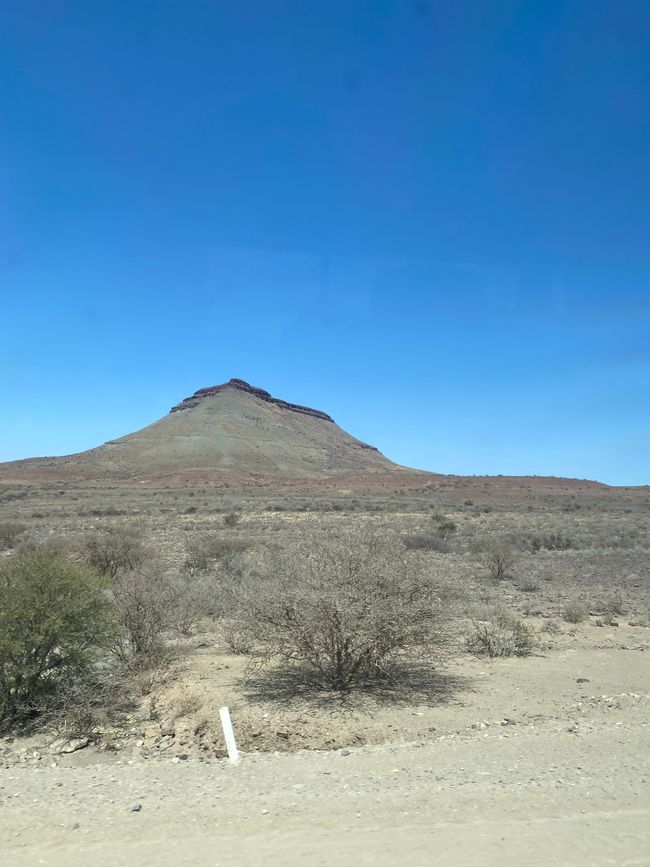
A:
0 551 112 727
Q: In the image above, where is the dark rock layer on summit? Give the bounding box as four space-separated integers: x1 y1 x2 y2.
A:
170 378 335 422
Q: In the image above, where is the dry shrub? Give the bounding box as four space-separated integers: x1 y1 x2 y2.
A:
223 511 241 528
402 532 449 553
466 609 536 658
182 535 251 574
42 670 124 739
83 525 147 578
483 545 514 581
168 685 203 720
529 533 575 552
109 562 179 666
563 602 588 624
227 535 454 691
604 591 625 616
0 521 27 550
109 562 210 667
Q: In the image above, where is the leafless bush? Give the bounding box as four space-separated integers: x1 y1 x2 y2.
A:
182 535 251 574
167 571 214 634
108 562 180 666
226 535 454 691
41 670 124 739
222 621 254 654
484 545 514 581
604 591 625 616
402 532 449 553
83 526 147 578
466 609 536 657
0 521 27 550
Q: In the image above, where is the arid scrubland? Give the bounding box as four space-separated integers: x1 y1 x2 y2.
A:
0 483 648 762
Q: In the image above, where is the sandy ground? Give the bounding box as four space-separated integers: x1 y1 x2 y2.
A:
2 634 649 867
1 722 648 867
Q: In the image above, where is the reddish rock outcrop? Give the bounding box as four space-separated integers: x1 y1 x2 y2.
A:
170 378 336 422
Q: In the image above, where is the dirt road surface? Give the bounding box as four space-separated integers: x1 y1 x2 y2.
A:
2 721 648 867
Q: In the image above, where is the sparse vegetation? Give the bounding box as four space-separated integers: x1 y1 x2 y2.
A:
563 602 588 624
484 545 514 581
83 526 147 578
226 537 453 691
108 562 181 669
0 482 646 758
466 609 536 657
223 510 241 527
0 520 27 550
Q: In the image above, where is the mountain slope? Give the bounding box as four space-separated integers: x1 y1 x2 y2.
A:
0 379 408 485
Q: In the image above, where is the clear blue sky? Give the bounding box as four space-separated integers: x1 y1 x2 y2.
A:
1 1 648 485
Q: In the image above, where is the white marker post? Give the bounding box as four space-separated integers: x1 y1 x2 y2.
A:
219 706 239 764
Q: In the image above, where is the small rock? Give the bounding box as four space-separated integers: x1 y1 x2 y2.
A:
160 720 175 738
49 737 90 755
214 749 228 759
156 736 175 752
576 677 590 684
339 749 351 756
130 804 142 812
176 753 189 761
501 719 517 727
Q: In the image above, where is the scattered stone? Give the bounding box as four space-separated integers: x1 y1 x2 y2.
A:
49 737 90 755
214 749 228 759
130 804 142 812
176 754 189 761
576 678 590 684
501 719 517 727
156 736 175 752
160 720 175 738
340 749 351 756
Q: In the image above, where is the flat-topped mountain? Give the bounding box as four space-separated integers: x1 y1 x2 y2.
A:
0 379 410 486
